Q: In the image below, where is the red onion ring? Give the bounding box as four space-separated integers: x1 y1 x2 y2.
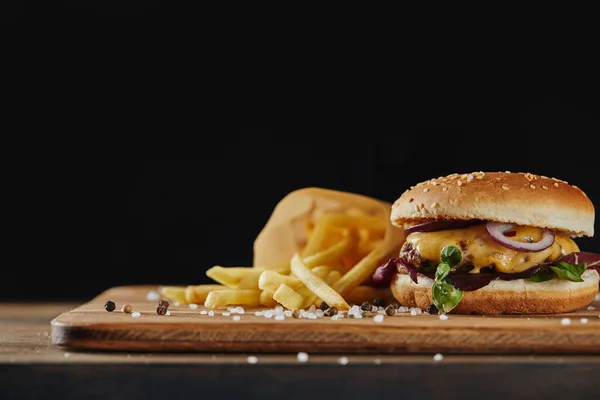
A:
485 222 555 252
405 220 480 235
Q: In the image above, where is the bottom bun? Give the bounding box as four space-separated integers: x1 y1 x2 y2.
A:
391 269 600 315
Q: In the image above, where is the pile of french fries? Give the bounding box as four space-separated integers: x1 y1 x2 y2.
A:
161 209 395 310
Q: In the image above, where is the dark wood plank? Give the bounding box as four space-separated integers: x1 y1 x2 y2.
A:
50 285 600 353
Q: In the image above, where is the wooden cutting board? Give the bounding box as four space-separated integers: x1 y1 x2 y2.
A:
51 285 600 353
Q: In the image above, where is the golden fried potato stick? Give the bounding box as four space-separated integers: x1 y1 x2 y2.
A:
273 284 305 310
291 254 350 310
204 289 261 309
206 267 266 289
303 229 358 268
160 286 187 304
184 284 225 304
333 243 384 297
258 271 304 292
259 290 278 307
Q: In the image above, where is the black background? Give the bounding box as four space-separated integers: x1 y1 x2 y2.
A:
6 3 599 301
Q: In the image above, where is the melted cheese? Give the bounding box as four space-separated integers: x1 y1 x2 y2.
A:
405 224 579 273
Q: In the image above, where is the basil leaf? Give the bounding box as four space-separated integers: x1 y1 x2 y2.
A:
432 280 464 313
441 246 462 267
555 261 587 276
435 262 451 281
530 269 555 282
550 264 584 282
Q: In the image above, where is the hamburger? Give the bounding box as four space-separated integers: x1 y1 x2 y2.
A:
378 171 599 314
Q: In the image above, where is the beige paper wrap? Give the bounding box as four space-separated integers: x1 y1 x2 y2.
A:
253 187 406 268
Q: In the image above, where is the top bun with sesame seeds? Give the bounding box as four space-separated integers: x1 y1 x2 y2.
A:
391 172 595 237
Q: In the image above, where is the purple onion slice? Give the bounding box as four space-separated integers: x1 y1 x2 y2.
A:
486 221 555 252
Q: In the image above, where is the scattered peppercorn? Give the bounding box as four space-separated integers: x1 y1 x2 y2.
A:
324 307 338 317
121 304 132 313
319 301 329 311
360 301 371 311
391 301 401 309
361 310 370 318
385 304 396 316
372 298 385 307
291 308 300 318
426 304 439 314
104 301 116 312
156 300 170 315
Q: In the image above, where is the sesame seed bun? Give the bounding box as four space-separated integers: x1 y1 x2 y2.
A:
391 172 595 237
391 269 599 315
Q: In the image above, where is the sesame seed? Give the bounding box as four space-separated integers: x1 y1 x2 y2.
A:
189 303 198 309
530 184 536 189
502 185 509 190
554 182 559 187
496 177 502 180
432 181 439 186
457 181 463 187
373 315 384 323
233 315 241 321
442 187 448 192
247 356 258 364
431 202 439 208
433 353 444 362
580 318 589 324
297 352 309 363
439 314 448 321
467 174 474 181
542 186 548 190
423 188 430 192
131 312 141 318
561 318 571 325
337 356 349 365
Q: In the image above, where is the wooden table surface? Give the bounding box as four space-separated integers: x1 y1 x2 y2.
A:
2 302 599 399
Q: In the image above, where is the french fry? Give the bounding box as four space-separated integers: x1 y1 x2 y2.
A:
310 265 332 279
291 254 350 310
303 229 358 268
273 284 305 310
206 267 265 289
333 243 384 297
184 284 225 304
345 285 395 305
326 270 343 284
257 261 291 273
258 270 303 292
204 289 261 309
160 286 187 304
260 290 278 307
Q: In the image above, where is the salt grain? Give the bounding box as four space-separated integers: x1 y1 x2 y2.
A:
189 304 198 309
439 314 449 321
595 293 600 302
587 306 596 311
433 353 444 362
208 311 215 316
561 318 571 325
165 311 171 316
247 356 258 364
580 318 589 324
337 356 349 365
410 309 418 316
233 315 241 321
374 358 381 365
222 312 231 316
255 311 263 316
297 352 309 363
64 352 71 358
173 302 180 306
200 310 208 315
373 315 384 323
131 312 141 318
146 291 160 301
275 315 285 321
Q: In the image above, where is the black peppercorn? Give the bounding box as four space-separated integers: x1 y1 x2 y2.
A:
360 301 371 311
319 301 329 311
104 301 116 312
385 304 396 316
156 300 170 315
372 298 385 307
426 304 439 314
324 307 338 317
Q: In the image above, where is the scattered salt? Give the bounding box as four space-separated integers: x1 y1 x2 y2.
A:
189 304 198 309
264 311 274 319
439 314 449 321
337 356 349 365
165 311 171 316
595 293 600 302
580 318 589 324
200 310 208 315
255 311 263 316
316 310 325 318
64 352 71 358
275 305 283 312
131 312 141 318
208 311 214 316
398 306 410 313
284 310 292 317
433 353 444 362
587 306 596 311
331 315 339 321
308 305 316 313
173 302 180 307
561 318 571 326
275 315 285 321
373 315 384 323
233 315 241 321
146 291 160 301
374 358 381 364
410 309 418 316
297 352 309 363
371 306 378 312
247 356 258 364
222 312 231 316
